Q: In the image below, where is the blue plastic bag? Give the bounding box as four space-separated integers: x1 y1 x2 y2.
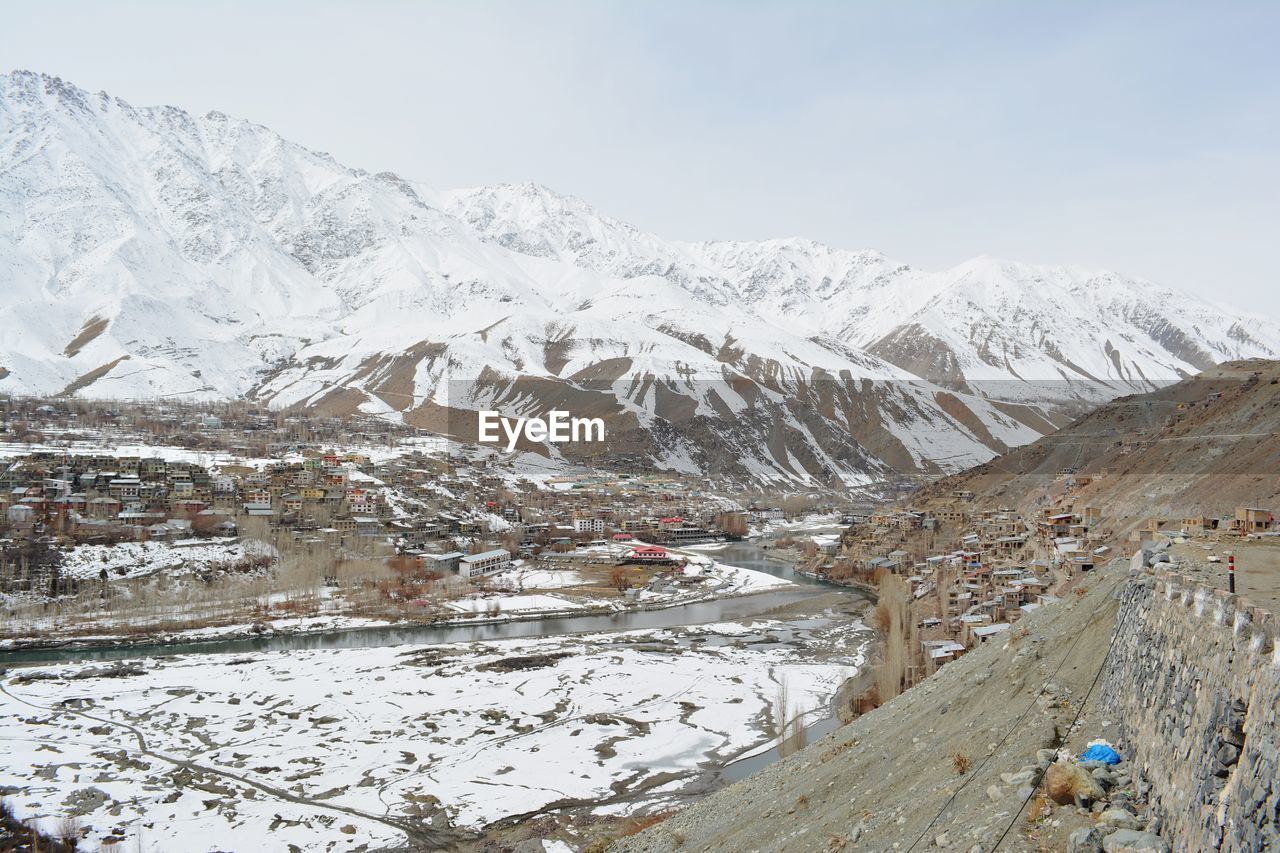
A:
1079 744 1121 764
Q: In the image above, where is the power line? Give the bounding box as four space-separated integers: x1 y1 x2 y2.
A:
903 599 1116 853
990 616 1121 850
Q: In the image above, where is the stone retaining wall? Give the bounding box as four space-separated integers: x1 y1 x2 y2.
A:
1103 571 1280 851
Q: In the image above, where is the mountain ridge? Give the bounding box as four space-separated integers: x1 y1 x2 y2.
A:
3 69 1278 485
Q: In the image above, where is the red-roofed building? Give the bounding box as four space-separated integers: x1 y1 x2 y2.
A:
625 545 676 564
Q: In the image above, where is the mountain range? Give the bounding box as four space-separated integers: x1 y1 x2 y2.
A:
3 70 1278 486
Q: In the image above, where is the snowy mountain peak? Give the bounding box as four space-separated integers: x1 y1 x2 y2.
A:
3 71 1279 484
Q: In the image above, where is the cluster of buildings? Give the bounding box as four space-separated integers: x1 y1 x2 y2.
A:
1137 506 1275 540
0 400 837 602
816 500 1074 668
1 397 409 457
1 440 793 597
834 489 1278 675
832 502 1043 579
0 450 400 544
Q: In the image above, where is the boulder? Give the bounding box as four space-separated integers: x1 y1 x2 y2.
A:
1091 766 1116 789
1001 766 1040 786
1098 808 1145 831
1069 826 1105 853
1101 829 1170 853
1046 760 1106 806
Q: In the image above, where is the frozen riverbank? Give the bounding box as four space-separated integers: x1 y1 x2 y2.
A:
1 615 869 851
0 557 801 656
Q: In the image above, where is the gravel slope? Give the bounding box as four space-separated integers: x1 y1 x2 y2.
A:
613 563 1130 852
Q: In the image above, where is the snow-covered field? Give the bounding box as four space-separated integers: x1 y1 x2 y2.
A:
58 538 275 580
1 538 798 648
0 434 449 467
445 592 586 614
752 513 846 536
498 567 593 589
443 557 792 622
0 621 866 851
703 560 792 593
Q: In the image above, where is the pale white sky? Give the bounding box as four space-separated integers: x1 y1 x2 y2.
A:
4 1 1277 310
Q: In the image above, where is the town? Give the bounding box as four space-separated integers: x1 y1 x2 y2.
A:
2 381 1277 851
0 396 828 643
789 477 1275 703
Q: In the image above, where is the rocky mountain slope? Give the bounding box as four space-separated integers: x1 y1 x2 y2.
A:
614 560 1134 852
910 359 1280 530
618 555 1279 852
4 70 1278 485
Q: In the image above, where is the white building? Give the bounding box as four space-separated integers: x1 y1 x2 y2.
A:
459 548 512 579
6 504 36 527
423 551 465 573
573 517 605 534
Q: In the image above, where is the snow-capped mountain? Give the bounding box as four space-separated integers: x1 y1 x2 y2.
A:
3 70 1278 486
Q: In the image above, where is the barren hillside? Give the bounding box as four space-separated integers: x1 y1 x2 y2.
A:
908 359 1280 533
613 561 1131 852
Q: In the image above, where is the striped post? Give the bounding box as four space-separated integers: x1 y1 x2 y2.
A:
1228 552 1236 594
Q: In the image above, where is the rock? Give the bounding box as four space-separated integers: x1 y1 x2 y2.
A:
1091 766 1116 789
1108 796 1136 814
1069 826 1105 853
1002 767 1039 786
1101 829 1170 852
1036 748 1057 769
986 784 1003 803
63 786 111 816
934 832 950 848
511 841 549 853
1099 808 1145 831
1046 761 1106 806
1215 743 1240 767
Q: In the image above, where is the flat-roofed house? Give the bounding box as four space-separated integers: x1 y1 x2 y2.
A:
1235 506 1274 533
459 548 512 579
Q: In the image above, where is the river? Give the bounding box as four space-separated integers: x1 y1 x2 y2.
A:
0 540 857 666
0 537 872 836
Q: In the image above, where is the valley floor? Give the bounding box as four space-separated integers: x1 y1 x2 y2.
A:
0 546 791 651
0 613 869 852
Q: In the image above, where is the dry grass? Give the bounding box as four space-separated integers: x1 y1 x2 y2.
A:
846 684 881 719
0 798 78 852
873 572 916 702
1026 791 1053 824
952 751 972 775
56 815 80 848
0 537 473 640
610 810 678 838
